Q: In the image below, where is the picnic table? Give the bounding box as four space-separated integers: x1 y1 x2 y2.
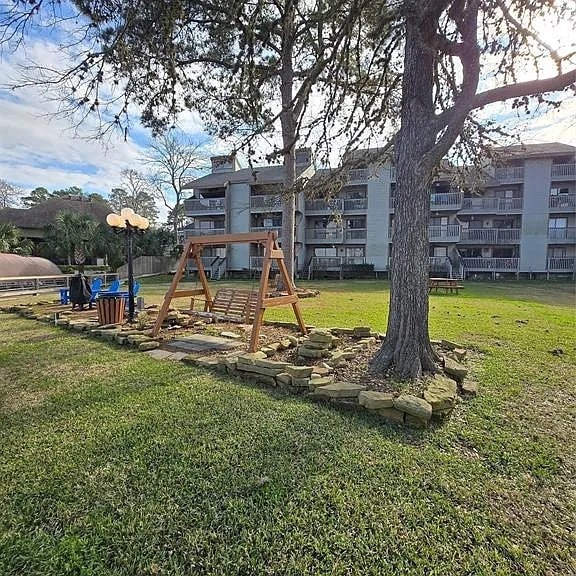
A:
428 277 464 294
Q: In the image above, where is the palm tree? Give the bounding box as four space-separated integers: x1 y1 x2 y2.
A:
0 222 33 255
44 212 100 266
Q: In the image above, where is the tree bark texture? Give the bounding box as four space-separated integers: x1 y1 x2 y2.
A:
371 13 440 379
279 0 297 283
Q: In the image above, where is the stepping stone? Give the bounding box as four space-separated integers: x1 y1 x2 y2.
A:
144 349 175 360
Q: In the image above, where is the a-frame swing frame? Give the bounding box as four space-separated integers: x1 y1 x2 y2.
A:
151 231 307 352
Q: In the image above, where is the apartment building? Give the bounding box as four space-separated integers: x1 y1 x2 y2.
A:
182 143 575 279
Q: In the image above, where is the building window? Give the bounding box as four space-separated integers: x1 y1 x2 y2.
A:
549 217 567 229
550 187 569 196
346 247 365 257
315 248 337 257
548 247 566 258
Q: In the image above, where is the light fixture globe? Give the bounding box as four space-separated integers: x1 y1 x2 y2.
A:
127 212 141 227
106 213 122 227
140 217 150 230
120 207 135 219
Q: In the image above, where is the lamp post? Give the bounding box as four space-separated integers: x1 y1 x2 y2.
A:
106 208 150 322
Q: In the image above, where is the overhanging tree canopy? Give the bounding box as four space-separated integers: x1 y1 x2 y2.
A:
1 0 574 378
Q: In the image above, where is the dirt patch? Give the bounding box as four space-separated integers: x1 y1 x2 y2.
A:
151 317 433 395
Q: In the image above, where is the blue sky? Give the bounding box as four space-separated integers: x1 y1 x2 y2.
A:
0 4 575 211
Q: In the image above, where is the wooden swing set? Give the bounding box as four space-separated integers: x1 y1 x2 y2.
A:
151 231 307 352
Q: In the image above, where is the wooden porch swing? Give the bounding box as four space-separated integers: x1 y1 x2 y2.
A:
151 231 307 352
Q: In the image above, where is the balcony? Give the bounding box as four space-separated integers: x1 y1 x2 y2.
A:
184 227 226 237
250 226 282 236
347 168 369 182
494 166 524 183
304 198 343 212
390 191 463 211
184 198 226 215
549 194 576 210
187 256 220 270
250 256 280 271
344 228 367 242
343 198 368 211
551 163 576 179
460 228 521 244
430 192 463 210
547 257 575 272
428 224 461 242
460 197 523 213
305 228 344 243
250 195 283 211
463 257 519 271
548 227 576 242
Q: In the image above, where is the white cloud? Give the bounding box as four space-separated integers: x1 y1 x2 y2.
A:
0 39 150 197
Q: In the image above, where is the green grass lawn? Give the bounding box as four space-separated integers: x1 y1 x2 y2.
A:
1 281 575 575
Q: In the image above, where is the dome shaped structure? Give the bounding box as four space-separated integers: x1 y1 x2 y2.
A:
0 254 62 277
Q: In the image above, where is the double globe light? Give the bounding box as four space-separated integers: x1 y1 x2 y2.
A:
106 208 150 230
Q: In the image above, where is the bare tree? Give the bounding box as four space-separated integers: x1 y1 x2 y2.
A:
141 134 206 243
109 169 159 224
0 179 23 209
1 0 574 378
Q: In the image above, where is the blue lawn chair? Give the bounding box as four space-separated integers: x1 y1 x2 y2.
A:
106 279 121 293
60 276 104 305
89 278 103 303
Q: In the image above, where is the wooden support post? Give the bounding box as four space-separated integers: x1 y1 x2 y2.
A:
274 237 307 336
248 234 274 352
152 239 193 336
192 246 213 311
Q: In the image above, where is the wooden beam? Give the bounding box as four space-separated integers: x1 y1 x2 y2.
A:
151 240 193 336
172 289 206 298
269 249 284 259
262 294 299 307
185 231 275 246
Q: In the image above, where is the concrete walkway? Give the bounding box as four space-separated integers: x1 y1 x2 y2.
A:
143 333 244 361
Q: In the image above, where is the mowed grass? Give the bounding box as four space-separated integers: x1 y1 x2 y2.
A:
0 280 575 575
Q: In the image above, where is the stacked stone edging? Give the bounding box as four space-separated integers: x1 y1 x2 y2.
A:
2 306 476 429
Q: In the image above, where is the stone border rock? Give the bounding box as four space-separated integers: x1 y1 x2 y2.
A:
2 305 476 429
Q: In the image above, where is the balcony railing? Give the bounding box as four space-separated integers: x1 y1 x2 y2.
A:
184 198 226 213
428 224 461 242
461 197 523 212
547 257 575 271
250 195 283 210
305 228 344 243
310 256 366 270
250 226 282 236
551 163 576 178
430 192 463 210
549 194 576 210
305 198 343 212
389 224 461 241
184 227 226 236
343 198 368 211
390 191 463 210
344 228 367 241
460 228 521 244
250 256 279 271
347 168 369 182
187 256 219 270
463 257 519 271
494 166 524 183
548 227 576 242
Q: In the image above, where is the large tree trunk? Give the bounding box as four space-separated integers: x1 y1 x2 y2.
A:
371 12 440 379
279 0 296 283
